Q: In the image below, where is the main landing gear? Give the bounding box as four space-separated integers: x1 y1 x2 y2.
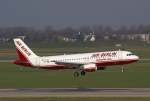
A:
74 71 86 77
74 72 79 77
81 71 86 75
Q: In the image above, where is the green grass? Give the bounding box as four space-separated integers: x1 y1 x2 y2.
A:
0 60 150 88
0 97 150 101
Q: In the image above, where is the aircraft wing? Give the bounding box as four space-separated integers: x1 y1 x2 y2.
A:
51 60 90 68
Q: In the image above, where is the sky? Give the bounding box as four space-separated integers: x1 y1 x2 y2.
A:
0 0 150 30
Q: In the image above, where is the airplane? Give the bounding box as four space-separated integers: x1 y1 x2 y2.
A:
13 38 139 77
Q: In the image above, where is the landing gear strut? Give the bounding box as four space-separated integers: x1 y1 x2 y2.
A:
120 65 124 73
74 67 79 77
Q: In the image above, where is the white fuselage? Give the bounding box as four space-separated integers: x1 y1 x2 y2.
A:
27 51 139 69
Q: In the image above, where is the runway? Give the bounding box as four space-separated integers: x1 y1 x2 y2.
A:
0 88 150 97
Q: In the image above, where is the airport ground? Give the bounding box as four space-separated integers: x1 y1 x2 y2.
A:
0 42 150 100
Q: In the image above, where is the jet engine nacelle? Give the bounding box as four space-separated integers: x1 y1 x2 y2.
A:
97 66 106 70
83 64 97 72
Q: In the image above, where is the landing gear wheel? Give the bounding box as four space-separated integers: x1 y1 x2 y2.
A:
121 69 124 73
74 72 79 77
81 71 86 76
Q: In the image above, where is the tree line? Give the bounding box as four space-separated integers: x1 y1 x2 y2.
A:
0 24 150 42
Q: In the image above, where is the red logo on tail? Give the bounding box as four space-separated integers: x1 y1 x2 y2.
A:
16 41 31 56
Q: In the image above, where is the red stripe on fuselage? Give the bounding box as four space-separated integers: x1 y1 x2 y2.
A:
38 65 70 70
95 59 139 66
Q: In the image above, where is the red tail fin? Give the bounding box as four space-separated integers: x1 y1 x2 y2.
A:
16 47 28 61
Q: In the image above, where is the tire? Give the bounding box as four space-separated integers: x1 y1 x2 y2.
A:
74 72 79 77
81 71 86 75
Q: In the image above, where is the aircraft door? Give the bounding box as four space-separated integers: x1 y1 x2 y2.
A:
36 58 40 67
118 51 122 60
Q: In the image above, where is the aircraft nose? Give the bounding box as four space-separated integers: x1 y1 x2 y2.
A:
135 55 139 61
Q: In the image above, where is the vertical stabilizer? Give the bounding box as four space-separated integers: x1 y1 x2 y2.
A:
14 38 38 61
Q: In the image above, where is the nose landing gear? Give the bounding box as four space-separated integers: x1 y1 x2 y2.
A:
120 65 124 73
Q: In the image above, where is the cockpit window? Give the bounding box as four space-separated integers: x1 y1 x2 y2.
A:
127 53 134 56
